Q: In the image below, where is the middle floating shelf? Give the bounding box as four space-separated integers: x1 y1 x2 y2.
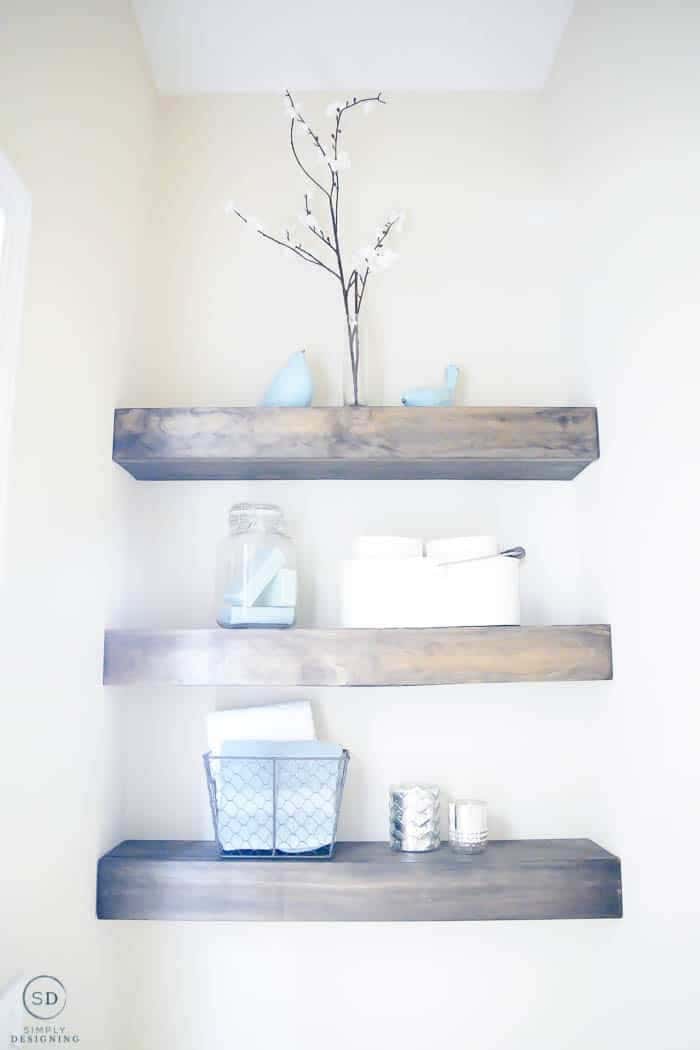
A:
103 625 612 687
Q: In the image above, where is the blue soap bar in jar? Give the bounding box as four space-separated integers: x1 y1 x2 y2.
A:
216 502 297 628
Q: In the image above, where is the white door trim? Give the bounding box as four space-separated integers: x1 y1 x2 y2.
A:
0 152 32 571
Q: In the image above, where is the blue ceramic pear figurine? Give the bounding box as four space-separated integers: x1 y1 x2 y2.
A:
401 365 459 407
261 350 313 407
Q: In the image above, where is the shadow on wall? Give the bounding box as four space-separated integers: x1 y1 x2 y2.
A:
0 978 26 1045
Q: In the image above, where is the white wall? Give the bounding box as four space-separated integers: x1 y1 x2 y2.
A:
0 153 31 571
0 2 156 1046
3 1 699 1048
545 1 700 1042
112 83 608 1050
113 7 700 1050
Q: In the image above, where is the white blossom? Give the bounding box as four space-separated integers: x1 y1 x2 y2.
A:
354 241 375 266
328 151 351 172
355 244 398 272
283 96 298 120
372 247 398 271
224 201 238 215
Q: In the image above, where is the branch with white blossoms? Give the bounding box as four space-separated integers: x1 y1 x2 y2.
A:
354 214 404 276
299 191 335 251
349 214 403 316
225 202 340 278
225 90 401 406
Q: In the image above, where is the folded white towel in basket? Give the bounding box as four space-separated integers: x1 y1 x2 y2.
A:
206 704 342 853
207 700 315 754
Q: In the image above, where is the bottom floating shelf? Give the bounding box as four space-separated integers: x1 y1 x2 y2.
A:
96 839 622 922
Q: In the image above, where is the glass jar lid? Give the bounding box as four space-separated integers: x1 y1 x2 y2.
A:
227 502 285 533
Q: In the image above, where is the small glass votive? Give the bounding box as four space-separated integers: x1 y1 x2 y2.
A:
389 784 441 852
448 799 488 854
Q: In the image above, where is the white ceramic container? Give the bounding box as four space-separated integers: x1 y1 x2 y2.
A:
425 536 498 563
341 557 435 628
341 535 521 628
433 553 520 626
351 535 423 560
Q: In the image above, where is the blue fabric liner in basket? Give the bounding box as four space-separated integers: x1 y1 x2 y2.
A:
204 741 349 859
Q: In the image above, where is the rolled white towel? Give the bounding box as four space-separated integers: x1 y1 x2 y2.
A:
207 700 315 755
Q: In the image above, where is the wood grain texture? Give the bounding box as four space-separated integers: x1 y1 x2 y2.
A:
96 839 623 921
113 406 599 480
103 625 612 687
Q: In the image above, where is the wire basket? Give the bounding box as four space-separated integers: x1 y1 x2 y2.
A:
204 750 350 859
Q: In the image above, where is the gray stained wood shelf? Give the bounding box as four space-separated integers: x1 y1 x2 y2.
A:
103 625 612 687
112 406 599 480
96 839 622 922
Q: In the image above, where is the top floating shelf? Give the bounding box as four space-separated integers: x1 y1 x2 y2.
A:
113 406 599 481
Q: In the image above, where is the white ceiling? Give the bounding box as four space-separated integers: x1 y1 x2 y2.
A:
133 0 575 94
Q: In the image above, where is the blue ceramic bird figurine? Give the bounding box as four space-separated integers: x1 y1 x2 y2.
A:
401 365 459 407
261 350 314 407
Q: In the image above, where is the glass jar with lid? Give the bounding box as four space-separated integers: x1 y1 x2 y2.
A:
216 502 297 628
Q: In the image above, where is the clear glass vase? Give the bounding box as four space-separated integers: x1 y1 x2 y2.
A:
341 324 367 407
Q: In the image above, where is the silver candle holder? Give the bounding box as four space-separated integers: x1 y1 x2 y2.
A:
389 784 440 852
448 799 488 854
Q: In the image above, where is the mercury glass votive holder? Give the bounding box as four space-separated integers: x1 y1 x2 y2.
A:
448 799 488 854
389 783 441 852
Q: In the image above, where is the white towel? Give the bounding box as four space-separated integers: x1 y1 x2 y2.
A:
213 741 343 853
207 700 315 754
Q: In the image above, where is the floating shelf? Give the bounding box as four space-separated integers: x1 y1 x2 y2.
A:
96 839 622 921
112 406 599 481
103 625 612 687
